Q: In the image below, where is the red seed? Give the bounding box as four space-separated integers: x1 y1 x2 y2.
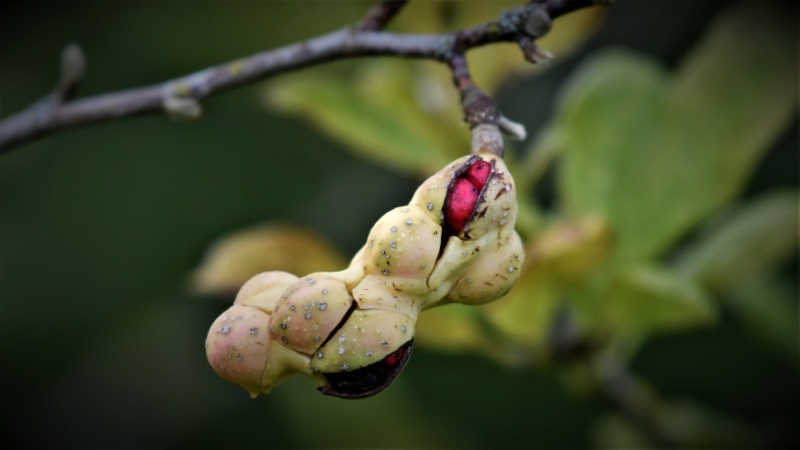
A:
384 347 405 366
445 178 479 233
464 160 492 189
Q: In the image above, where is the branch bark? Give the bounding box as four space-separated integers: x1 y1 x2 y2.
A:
0 0 608 154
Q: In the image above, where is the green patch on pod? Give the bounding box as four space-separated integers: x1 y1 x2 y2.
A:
310 309 414 373
270 273 354 355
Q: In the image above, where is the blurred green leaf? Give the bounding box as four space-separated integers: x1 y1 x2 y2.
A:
590 413 653 449
275 377 459 448
674 191 798 294
481 218 613 354
606 266 716 338
547 3 797 265
263 4 607 179
357 61 468 161
412 304 529 367
591 393 760 449
655 399 757 447
723 273 799 368
44 297 237 442
671 191 798 365
517 123 566 195
525 217 614 285
415 305 488 354
482 272 560 354
191 223 347 296
264 62 464 176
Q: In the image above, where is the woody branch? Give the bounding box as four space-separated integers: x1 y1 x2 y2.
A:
0 0 609 154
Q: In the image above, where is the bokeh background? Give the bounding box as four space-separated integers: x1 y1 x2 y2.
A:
1 0 797 448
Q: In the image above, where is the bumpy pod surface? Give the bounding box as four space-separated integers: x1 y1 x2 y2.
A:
206 305 272 396
311 309 414 372
206 151 524 398
206 304 319 397
270 274 353 355
235 271 298 312
446 230 525 305
362 205 441 280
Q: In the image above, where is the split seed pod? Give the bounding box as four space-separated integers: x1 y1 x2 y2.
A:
206 151 524 398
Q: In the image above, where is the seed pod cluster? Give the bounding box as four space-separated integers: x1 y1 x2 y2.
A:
206 152 524 398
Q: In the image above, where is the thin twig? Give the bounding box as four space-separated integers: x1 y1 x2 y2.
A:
358 0 409 31
0 0 607 154
447 53 498 130
592 351 677 447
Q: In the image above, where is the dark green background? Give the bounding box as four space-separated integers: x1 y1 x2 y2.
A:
1 1 797 448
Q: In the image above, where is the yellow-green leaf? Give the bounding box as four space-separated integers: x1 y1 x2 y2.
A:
264 63 465 176
547 3 797 266
482 217 613 352
605 266 716 338
723 273 799 368
191 223 346 296
415 304 525 367
674 191 798 294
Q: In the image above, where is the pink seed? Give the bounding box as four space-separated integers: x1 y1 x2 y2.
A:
445 178 479 233
464 160 492 189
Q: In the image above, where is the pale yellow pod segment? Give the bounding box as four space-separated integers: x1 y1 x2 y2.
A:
426 234 484 293
447 230 524 305
234 271 299 314
310 309 414 373
326 246 367 292
206 304 273 398
270 273 354 356
351 273 434 314
260 337 325 396
362 205 442 279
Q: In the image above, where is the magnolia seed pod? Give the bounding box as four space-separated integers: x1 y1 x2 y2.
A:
206 150 525 399
270 273 354 355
